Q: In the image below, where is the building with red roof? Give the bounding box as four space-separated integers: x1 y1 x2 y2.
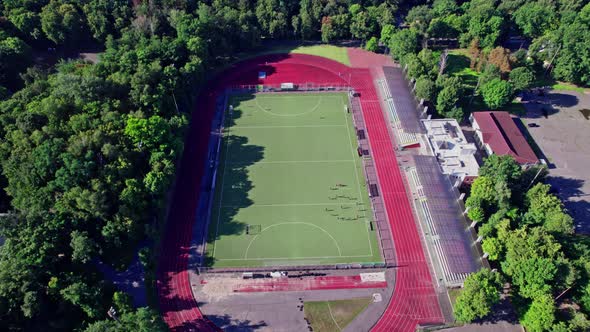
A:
470 111 539 165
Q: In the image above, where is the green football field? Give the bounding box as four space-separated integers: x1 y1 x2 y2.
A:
205 92 382 267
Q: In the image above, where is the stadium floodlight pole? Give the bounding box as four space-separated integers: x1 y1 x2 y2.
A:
526 164 546 191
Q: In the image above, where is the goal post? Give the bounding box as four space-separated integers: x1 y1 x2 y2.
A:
245 224 262 235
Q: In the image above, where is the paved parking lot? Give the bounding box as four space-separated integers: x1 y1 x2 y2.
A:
521 90 590 233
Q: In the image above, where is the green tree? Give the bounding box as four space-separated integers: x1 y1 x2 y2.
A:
7 8 43 40
482 237 503 261
453 269 503 323
479 154 522 186
124 115 172 151
467 203 486 223
432 0 460 17
405 5 433 36
350 10 373 42
112 291 133 315
513 2 557 38
460 2 505 48
509 67 534 92
0 36 32 88
552 18 590 85
523 183 573 233
365 36 378 52
389 29 419 61
581 283 590 313
296 0 316 40
40 0 86 44
256 0 288 38
82 0 132 41
470 176 496 206
380 24 396 45
60 281 103 318
414 77 436 102
320 15 350 43
83 307 167 332
436 76 462 117
521 294 555 332
481 78 513 109
501 227 562 299
70 230 96 264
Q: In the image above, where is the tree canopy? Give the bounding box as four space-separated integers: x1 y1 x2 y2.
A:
463 154 586 329
453 269 503 323
1 0 589 330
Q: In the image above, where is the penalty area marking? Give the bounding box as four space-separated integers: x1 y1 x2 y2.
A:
254 95 323 117
232 124 346 129
243 222 342 259
225 159 356 165
220 202 359 208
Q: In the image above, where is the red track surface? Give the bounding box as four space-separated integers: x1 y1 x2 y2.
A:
229 275 387 293
157 53 442 332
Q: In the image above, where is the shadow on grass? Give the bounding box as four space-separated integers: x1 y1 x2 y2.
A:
446 53 471 75
205 93 266 265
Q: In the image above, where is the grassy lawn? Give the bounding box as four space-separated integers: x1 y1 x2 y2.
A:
236 43 350 66
286 44 350 66
446 49 480 89
448 288 462 307
205 92 381 268
304 297 372 331
446 49 528 115
529 71 590 93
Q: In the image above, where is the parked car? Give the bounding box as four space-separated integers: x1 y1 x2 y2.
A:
528 123 540 128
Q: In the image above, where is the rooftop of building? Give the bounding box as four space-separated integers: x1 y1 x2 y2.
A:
471 111 539 165
422 118 480 178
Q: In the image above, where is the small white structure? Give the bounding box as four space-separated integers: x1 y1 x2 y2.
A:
422 119 479 186
270 271 288 278
280 83 294 90
360 272 386 283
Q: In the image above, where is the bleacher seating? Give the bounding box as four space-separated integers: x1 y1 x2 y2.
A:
376 80 420 148
407 167 469 286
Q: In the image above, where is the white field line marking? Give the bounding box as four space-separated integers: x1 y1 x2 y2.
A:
254 96 323 117
217 255 373 261
226 160 355 165
243 222 342 259
236 94 344 99
220 202 360 208
327 301 343 331
212 109 233 258
342 99 374 258
232 124 346 129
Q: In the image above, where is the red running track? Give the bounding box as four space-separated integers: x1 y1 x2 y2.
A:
157 53 442 332
230 275 387 293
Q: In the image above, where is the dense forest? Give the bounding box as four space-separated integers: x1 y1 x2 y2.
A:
0 0 588 331
456 156 590 331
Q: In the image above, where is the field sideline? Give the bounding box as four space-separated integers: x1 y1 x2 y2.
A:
205 92 382 267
